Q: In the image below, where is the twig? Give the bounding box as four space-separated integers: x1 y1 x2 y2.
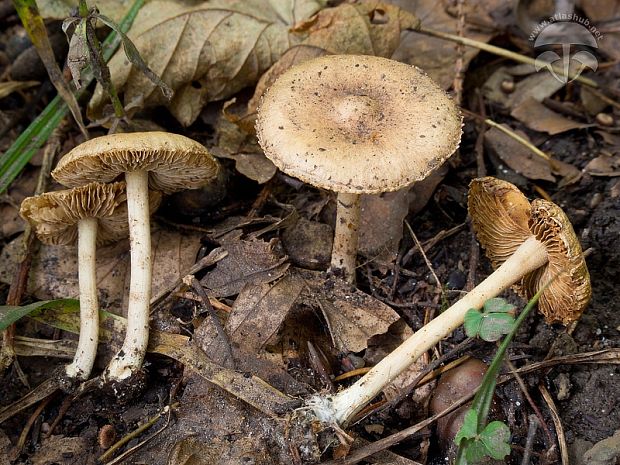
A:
404 220 442 289
539 383 568 465
415 27 599 88
10 391 55 460
149 248 228 310
521 414 540 465
462 108 551 161
99 403 178 464
452 0 466 105
401 223 466 266
186 275 235 370
505 358 553 445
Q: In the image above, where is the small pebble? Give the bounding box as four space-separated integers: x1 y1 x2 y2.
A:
596 113 614 126
500 79 515 93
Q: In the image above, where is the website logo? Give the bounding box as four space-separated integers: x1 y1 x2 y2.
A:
530 14 602 83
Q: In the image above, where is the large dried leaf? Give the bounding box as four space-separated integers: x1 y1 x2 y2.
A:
0 224 203 316
484 126 556 182
225 273 304 353
510 97 592 135
88 0 325 126
299 270 400 352
38 0 134 22
246 1 420 116
392 0 503 89
201 236 288 297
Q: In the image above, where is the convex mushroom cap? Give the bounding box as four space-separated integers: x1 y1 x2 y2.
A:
20 182 161 245
52 131 219 192
468 177 591 324
256 54 462 194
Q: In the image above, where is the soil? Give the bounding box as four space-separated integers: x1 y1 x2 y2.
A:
1 2 620 465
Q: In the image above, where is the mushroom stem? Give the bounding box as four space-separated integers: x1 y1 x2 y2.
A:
65 217 99 380
314 235 548 425
105 170 152 381
330 192 361 283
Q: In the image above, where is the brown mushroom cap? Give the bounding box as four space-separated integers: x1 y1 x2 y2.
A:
52 132 219 194
20 182 161 246
468 177 532 268
523 199 591 324
468 177 591 325
256 54 462 194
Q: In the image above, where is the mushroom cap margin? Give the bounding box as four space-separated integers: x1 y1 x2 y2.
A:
52 132 220 195
20 182 161 246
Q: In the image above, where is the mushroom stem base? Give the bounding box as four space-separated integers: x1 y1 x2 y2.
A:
104 170 152 382
330 192 361 283
65 217 99 381
318 235 548 425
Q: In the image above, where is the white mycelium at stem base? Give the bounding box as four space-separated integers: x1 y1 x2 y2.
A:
104 170 152 381
311 236 548 426
330 192 361 283
65 217 99 380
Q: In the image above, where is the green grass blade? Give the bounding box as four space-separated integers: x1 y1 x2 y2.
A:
0 0 145 195
0 299 79 330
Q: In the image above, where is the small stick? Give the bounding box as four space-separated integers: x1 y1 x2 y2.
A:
539 383 568 465
404 220 442 289
10 392 55 460
99 403 178 464
521 414 540 465
505 359 553 445
415 27 599 88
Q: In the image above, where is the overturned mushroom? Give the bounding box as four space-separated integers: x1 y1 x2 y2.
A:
20 182 161 387
256 54 462 282
310 177 591 425
52 132 220 386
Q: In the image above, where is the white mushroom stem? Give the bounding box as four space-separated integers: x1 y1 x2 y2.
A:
330 192 361 283
65 217 99 380
313 235 548 426
105 170 152 381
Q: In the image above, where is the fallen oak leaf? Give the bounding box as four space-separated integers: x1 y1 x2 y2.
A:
88 0 325 126
243 0 420 128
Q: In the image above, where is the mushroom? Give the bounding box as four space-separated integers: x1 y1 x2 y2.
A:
19 182 161 386
310 177 591 425
256 54 462 283
52 132 220 384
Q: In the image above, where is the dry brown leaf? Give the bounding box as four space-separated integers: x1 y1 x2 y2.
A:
88 0 325 126
506 70 566 109
359 190 410 264
484 125 556 182
584 154 620 176
580 0 620 61
246 1 420 115
0 224 203 317
511 97 591 134
391 0 505 89
38 0 133 22
211 115 276 183
201 237 288 297
226 273 304 353
299 270 400 352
